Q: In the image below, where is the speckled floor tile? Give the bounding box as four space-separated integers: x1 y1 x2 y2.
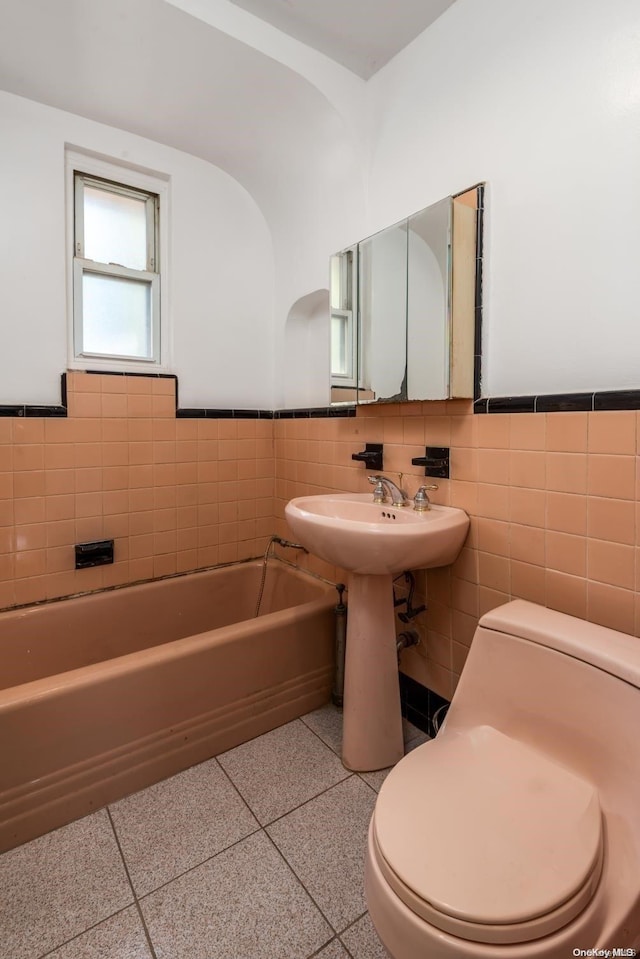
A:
358 766 391 792
301 706 427 762
313 939 351 959
109 757 259 896
140 830 332 959
0 809 132 959
218 720 350 824
267 776 376 933
301 702 343 754
359 728 429 793
47 906 153 959
340 913 388 959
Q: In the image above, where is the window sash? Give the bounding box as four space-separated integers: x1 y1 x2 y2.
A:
73 259 160 363
72 170 161 366
74 174 159 272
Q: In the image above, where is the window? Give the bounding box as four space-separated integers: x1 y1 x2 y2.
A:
330 247 357 388
68 152 168 370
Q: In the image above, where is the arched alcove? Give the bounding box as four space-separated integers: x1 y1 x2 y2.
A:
282 289 330 409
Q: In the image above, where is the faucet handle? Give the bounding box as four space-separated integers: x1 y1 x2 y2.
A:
367 475 388 503
413 484 438 511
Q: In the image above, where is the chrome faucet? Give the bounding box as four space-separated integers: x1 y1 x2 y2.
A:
367 474 410 507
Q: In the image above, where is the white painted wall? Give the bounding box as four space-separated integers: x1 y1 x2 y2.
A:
282 290 331 408
367 0 640 397
0 92 274 408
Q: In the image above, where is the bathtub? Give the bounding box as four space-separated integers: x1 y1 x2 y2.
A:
0 560 336 852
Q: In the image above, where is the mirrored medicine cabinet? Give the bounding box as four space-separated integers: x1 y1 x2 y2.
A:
330 184 482 405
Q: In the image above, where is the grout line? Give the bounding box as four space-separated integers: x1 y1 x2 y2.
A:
298 712 343 756
261 773 356 829
38 905 135 959
337 909 369 958
306 936 350 958
106 807 159 959
131 824 264 901
261 828 338 938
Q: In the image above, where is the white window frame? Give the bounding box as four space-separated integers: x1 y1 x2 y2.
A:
330 245 358 389
65 149 170 373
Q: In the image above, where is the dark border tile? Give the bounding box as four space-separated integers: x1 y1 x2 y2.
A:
176 408 207 418
594 389 640 410
0 405 26 417
275 406 355 419
474 398 489 413
399 672 451 738
85 369 177 379
487 396 536 414
175 407 275 419
25 406 67 417
535 392 593 412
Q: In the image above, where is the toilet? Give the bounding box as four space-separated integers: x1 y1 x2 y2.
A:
366 600 640 958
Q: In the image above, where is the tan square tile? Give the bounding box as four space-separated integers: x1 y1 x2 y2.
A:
110 758 258 897
588 454 635 499
477 449 509 485
315 940 350 959
509 413 545 450
476 414 509 449
588 411 636 455
478 552 510 592
588 497 635 545
546 531 586 577
546 453 587 494
0 811 131 959
510 524 545 566
218 720 349 825
510 450 545 488
341 913 389 959
48 907 152 959
267 777 376 932
545 412 588 452
587 580 635 634
140 831 331 959
546 570 587 619
587 539 634 590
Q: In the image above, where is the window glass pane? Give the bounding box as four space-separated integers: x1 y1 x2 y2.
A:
331 313 348 376
84 185 149 270
330 253 352 311
82 273 152 359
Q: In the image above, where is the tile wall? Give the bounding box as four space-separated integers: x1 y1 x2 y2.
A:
0 373 274 610
2 373 640 706
274 400 640 700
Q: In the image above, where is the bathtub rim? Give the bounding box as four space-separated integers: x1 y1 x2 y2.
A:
0 557 337 708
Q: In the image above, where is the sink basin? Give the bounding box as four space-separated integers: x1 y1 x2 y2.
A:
285 492 470 773
285 493 469 575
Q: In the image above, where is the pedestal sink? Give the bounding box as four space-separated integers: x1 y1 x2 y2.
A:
285 493 469 771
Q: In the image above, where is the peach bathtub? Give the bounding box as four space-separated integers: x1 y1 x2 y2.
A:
0 560 335 852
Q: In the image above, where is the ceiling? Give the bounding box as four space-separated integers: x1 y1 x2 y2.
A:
226 0 459 78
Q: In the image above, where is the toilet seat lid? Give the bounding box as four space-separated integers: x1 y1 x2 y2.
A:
373 726 602 942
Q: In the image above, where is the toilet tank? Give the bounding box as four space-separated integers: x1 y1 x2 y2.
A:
446 600 640 797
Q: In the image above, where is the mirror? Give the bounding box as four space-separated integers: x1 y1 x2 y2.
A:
358 221 408 402
330 184 481 404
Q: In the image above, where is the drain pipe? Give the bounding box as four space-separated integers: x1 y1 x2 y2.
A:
332 584 347 708
396 629 420 663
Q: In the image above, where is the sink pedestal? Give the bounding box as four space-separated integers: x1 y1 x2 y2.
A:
342 573 404 772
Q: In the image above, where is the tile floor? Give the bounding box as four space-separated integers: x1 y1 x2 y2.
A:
0 704 428 959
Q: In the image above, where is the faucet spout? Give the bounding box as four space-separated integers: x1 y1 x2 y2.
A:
367 474 410 507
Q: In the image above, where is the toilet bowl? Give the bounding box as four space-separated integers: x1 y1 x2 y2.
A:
365 600 640 958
